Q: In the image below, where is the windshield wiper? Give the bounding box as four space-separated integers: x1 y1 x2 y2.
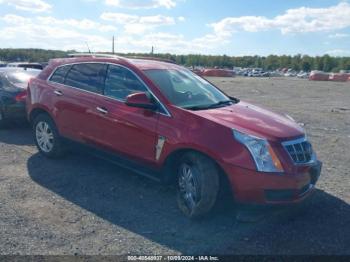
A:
206 100 233 109
183 100 233 111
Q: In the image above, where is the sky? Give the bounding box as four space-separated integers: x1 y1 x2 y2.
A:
0 0 349 56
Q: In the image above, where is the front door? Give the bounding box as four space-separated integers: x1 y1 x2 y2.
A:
93 64 159 165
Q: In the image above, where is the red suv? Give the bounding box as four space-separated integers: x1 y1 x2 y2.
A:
27 54 322 218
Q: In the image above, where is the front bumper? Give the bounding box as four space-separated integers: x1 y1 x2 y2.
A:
222 160 322 204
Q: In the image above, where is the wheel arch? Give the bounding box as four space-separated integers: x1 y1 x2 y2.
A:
29 106 53 124
161 147 231 192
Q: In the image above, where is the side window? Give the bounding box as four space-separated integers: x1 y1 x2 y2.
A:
65 63 107 94
49 65 71 84
104 65 147 100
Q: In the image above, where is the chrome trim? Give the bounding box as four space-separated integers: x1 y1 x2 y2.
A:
54 90 63 96
299 184 314 197
155 135 166 161
282 136 317 165
46 62 172 118
96 107 108 114
281 136 308 146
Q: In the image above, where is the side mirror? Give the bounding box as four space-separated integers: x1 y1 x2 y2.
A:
125 92 158 110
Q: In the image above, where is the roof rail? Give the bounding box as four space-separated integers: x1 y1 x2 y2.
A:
67 53 177 64
126 56 177 64
67 53 122 59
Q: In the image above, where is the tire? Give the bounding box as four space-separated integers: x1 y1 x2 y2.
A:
32 113 65 158
0 108 5 129
176 152 220 219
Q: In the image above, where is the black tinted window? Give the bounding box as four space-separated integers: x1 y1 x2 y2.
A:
104 65 147 100
50 65 71 84
18 64 43 70
65 63 107 94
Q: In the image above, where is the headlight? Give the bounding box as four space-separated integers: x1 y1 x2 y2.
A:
233 130 284 173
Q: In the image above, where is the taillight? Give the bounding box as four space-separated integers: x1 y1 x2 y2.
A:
15 90 27 102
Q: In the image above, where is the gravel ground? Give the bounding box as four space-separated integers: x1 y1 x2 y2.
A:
0 77 349 255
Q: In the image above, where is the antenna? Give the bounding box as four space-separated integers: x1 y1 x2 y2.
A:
85 42 91 54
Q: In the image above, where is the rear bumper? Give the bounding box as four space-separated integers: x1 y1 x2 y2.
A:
222 161 322 205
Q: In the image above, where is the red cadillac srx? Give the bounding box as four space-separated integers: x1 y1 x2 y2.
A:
27 54 322 218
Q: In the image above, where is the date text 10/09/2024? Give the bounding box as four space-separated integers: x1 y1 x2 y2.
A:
127 256 219 261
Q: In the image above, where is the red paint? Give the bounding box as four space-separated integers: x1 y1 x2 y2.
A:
201 69 235 77
125 92 156 109
27 56 321 205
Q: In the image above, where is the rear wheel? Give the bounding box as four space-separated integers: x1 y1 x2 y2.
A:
33 114 65 158
176 152 220 219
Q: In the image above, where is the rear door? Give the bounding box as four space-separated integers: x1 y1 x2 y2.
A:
92 64 160 165
49 63 107 142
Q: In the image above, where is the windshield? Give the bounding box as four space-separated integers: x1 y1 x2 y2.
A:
144 69 233 110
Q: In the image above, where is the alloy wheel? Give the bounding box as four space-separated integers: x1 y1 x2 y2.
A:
178 163 200 211
35 121 54 153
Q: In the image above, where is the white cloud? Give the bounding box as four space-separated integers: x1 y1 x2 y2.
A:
101 12 175 34
1 14 117 33
36 16 117 32
326 49 350 56
0 0 51 13
328 33 349 38
0 14 117 51
0 12 218 54
105 0 178 9
0 14 224 54
211 2 350 36
2 14 31 24
0 23 111 51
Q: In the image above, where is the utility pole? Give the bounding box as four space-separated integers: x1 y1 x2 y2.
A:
86 42 91 53
112 36 115 54
151 46 154 55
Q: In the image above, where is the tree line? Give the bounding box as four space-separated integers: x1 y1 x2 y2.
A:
1 48 350 72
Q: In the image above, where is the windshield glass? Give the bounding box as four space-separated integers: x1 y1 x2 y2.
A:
7 71 39 84
144 69 232 110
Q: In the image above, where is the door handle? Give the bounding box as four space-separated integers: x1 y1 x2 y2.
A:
96 107 108 114
54 90 63 96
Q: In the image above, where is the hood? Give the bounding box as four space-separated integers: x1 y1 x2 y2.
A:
191 101 304 141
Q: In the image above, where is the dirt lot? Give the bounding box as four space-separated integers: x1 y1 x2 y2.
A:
0 77 349 255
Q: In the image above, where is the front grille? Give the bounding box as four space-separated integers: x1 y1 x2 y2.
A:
283 138 314 164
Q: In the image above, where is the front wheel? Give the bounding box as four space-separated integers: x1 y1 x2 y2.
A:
176 152 220 219
33 114 65 158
